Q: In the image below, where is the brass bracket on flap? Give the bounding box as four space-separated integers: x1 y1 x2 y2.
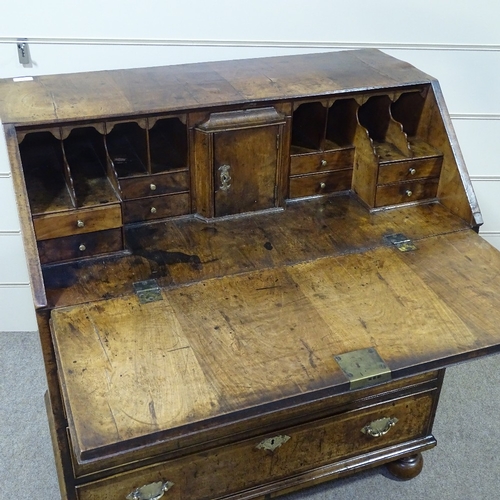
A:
334 347 392 390
384 233 417 252
133 279 163 304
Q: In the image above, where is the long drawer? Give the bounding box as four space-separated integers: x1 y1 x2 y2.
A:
76 389 436 500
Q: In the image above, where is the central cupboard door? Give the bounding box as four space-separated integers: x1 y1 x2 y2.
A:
214 125 279 217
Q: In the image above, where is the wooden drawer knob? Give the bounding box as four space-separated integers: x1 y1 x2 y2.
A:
126 480 174 500
77 219 85 228
361 416 398 437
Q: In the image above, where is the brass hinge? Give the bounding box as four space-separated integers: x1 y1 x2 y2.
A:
133 279 163 304
334 347 392 390
276 133 280 150
384 233 417 252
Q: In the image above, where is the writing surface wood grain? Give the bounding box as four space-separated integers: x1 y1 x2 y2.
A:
51 229 500 464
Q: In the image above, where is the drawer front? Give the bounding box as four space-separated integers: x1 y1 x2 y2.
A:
77 390 435 500
377 157 442 185
38 228 123 264
375 178 439 208
122 193 190 223
290 148 354 175
289 169 352 199
33 204 122 241
119 171 189 199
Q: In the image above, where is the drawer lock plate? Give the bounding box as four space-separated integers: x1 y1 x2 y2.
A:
256 434 291 452
334 347 391 390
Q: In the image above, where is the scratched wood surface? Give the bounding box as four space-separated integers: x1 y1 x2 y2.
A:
0 50 432 126
50 228 500 464
41 196 469 309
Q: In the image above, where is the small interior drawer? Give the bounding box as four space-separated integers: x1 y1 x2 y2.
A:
33 204 122 241
375 178 439 208
289 169 352 199
122 193 190 223
119 171 189 200
37 228 123 264
290 148 354 175
377 157 442 185
76 389 435 500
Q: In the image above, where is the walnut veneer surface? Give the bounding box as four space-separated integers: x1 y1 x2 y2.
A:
3 49 500 500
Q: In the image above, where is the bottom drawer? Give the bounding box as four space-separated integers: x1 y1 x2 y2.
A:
77 389 435 500
38 228 123 264
375 178 439 207
122 193 190 223
289 168 352 199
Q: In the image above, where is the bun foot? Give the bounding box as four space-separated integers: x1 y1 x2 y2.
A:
386 453 424 480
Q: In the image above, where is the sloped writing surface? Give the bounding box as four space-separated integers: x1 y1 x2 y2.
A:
51 229 500 463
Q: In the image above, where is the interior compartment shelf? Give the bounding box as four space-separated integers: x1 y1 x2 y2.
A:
19 131 75 214
149 117 188 174
106 121 148 178
358 94 411 162
63 127 119 208
325 99 358 151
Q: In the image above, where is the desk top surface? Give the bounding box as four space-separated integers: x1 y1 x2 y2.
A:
0 49 433 126
49 197 500 464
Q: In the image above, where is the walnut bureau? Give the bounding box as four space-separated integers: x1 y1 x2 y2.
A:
3 49 500 500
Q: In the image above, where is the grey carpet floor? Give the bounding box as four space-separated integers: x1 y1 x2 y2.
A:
1 331 499 499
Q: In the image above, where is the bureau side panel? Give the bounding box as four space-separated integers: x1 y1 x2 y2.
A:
4 124 46 308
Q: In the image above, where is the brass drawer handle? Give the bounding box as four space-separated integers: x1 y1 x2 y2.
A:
78 244 86 252
405 189 413 197
319 182 326 189
256 434 290 452
126 481 174 500
361 417 399 437
218 164 231 191
320 159 327 167
150 207 157 214
408 168 416 175
77 219 85 228
150 183 157 191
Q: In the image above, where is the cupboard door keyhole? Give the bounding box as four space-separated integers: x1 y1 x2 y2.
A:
218 164 232 191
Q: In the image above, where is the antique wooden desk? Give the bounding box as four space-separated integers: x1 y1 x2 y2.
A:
3 49 500 500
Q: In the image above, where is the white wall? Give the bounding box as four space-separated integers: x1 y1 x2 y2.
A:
1 0 499 331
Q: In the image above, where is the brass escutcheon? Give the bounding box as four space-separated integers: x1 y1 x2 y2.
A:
218 164 231 191
256 434 291 452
